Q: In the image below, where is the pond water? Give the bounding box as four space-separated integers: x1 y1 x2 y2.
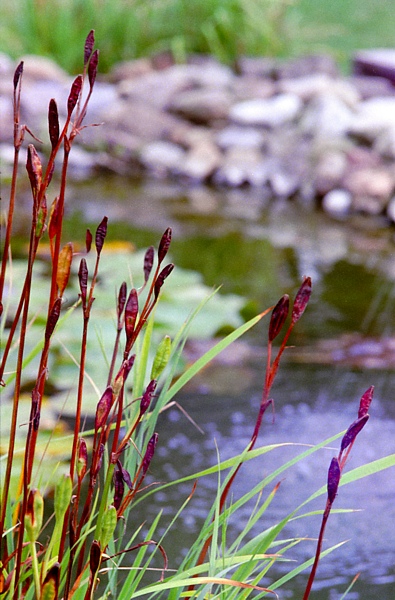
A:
10 176 395 598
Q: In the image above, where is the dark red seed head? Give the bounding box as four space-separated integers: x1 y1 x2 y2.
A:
84 30 95 66
89 540 102 573
141 432 158 476
268 295 289 342
95 216 108 256
340 414 370 453
358 386 374 419
125 289 139 342
78 258 88 304
88 49 99 89
327 456 341 504
85 229 93 253
48 98 59 149
45 298 62 341
144 246 155 283
13 61 24 90
292 276 312 324
154 263 174 300
67 75 83 117
118 282 127 319
158 228 172 264
140 380 157 416
95 386 113 430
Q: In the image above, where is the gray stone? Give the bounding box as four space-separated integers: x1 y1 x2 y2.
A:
353 48 395 84
109 58 153 82
386 196 395 222
231 76 276 101
19 55 70 84
216 126 266 150
343 168 395 214
322 189 352 215
301 94 355 139
178 141 222 181
374 125 395 159
214 147 269 187
275 55 339 80
278 74 359 105
139 141 185 176
269 166 300 198
168 87 232 124
348 75 395 100
314 150 347 195
230 94 302 128
349 97 395 142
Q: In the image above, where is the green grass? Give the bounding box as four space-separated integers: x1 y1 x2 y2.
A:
1 0 394 73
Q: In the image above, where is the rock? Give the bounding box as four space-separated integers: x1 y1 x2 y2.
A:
216 126 266 150
18 55 70 84
230 94 302 127
322 189 352 215
168 87 232 124
353 48 395 84
278 74 359 105
348 75 395 100
349 97 395 142
386 196 395 222
214 147 269 187
139 141 185 177
0 96 13 143
178 141 222 181
231 76 276 101
108 58 153 82
268 163 300 198
67 145 99 180
343 168 395 214
374 125 395 159
314 149 348 195
275 54 339 80
301 93 355 139
236 56 277 78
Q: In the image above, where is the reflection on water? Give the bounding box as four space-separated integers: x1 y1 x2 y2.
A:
62 177 395 599
18 176 395 598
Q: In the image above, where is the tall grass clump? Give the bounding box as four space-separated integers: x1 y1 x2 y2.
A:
1 30 395 600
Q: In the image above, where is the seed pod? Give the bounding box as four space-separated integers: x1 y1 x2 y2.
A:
57 243 73 297
86 228 93 253
327 457 341 504
144 246 155 282
95 216 108 256
158 228 172 264
151 335 171 380
89 540 102 574
77 438 88 479
292 276 312 324
13 61 24 90
99 505 117 549
117 282 127 320
84 29 95 66
95 386 113 430
154 263 174 300
54 474 72 521
358 386 374 419
125 288 138 341
78 258 88 305
88 49 99 89
48 196 60 240
92 443 105 478
26 144 42 199
41 562 60 600
48 98 59 149
141 432 158 476
45 298 62 341
35 197 47 239
24 489 44 542
140 380 157 416
340 414 370 453
268 294 289 342
119 463 133 490
67 75 83 117
113 469 124 510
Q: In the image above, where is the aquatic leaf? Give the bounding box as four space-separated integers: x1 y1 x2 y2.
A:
41 563 60 600
268 295 289 342
99 505 117 549
57 243 73 297
48 98 59 149
48 196 60 240
54 474 72 520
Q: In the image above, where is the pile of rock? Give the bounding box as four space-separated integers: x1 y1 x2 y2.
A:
1 49 395 221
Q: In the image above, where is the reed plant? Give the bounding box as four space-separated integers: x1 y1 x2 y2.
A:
1 31 394 600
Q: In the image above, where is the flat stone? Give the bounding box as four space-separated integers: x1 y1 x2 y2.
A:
348 75 395 100
275 54 339 80
230 94 302 127
231 75 276 101
139 141 185 176
19 55 70 84
349 97 395 142
216 126 266 150
301 94 355 139
343 168 395 213
322 189 352 215
108 58 153 82
168 87 232 124
214 146 269 187
314 150 347 195
353 49 395 84
178 141 222 181
386 196 395 222
279 74 359 105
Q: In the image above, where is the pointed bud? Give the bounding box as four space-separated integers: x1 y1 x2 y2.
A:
24 489 44 542
119 463 133 490
141 433 158 476
117 282 127 320
292 276 312 324
125 288 138 341
92 443 105 478
84 29 95 65
57 243 73 297
158 228 172 264
340 414 370 453
89 540 102 574
88 49 99 89
151 335 171 380
45 298 62 341
95 216 108 256
41 563 60 599
140 380 157 416
67 75 83 117
95 386 113 430
144 246 155 283
358 386 374 419
77 438 88 479
48 98 60 150
113 468 125 510
48 196 60 240
154 264 174 300
86 228 93 253
26 144 42 199
327 457 341 504
13 61 24 90
78 258 88 305
268 295 289 342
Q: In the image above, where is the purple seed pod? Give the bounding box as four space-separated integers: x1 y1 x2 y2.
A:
120 465 133 490
154 263 174 300
26 144 42 198
93 443 105 477
45 298 62 341
67 75 83 118
48 98 59 150
13 61 24 90
292 276 312 324
268 294 289 342
124 354 135 380
95 216 108 256
89 540 102 573
48 197 60 240
117 282 127 320
125 288 139 341
340 414 370 453
358 386 374 419
140 380 157 416
78 258 88 304
95 386 113 430
77 438 88 479
86 228 93 253
327 456 341 504
84 29 95 66
144 246 155 283
88 49 99 89
158 228 172 264
141 432 159 476
113 467 125 510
